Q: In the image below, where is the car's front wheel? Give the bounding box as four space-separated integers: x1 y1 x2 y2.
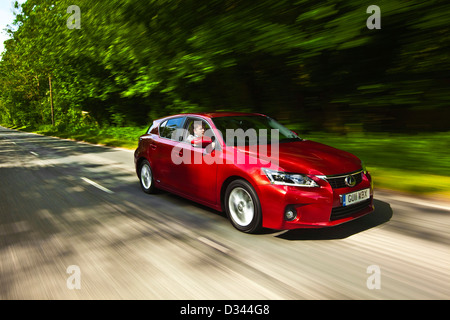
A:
225 179 262 233
139 160 157 194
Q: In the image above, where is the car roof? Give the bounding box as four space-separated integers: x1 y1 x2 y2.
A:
195 111 265 118
157 111 265 121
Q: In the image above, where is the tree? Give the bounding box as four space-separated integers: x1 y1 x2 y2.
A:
1 0 449 132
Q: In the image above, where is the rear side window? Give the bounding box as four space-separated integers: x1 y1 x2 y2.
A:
159 117 185 140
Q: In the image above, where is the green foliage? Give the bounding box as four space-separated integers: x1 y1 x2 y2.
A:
305 132 450 177
0 0 449 132
304 131 450 196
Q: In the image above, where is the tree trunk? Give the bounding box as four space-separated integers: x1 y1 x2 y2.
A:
48 74 54 126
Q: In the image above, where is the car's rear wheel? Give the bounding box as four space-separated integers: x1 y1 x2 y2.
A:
139 160 157 194
225 179 262 233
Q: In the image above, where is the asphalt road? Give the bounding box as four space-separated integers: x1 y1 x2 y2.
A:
0 126 449 300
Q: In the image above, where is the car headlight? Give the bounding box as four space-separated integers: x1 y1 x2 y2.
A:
262 168 319 187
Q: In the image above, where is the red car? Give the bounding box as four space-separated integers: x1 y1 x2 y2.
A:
134 112 373 233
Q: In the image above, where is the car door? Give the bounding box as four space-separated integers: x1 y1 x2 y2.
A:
172 117 220 205
151 116 186 190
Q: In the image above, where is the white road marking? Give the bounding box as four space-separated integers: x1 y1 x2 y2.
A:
81 177 114 194
30 151 39 156
197 236 230 254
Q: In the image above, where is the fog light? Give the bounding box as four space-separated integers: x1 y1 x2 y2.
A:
284 207 297 221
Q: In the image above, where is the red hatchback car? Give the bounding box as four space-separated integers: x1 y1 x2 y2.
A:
134 112 374 233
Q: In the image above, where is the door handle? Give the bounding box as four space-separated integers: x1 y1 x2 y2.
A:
150 144 157 150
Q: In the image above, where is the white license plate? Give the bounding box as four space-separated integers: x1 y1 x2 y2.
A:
342 188 370 206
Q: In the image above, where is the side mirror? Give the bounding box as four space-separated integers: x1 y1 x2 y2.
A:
191 136 213 148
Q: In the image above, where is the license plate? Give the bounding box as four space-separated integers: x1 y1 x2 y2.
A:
342 188 370 206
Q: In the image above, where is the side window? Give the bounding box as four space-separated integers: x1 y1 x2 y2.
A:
184 118 215 148
159 117 185 141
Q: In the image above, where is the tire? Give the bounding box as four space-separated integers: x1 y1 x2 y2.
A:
225 179 262 233
139 160 157 194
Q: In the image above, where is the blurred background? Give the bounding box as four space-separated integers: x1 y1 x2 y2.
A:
0 0 449 196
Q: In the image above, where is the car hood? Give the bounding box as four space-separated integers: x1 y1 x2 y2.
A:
235 140 362 176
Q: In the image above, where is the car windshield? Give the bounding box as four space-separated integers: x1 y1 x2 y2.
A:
212 115 301 146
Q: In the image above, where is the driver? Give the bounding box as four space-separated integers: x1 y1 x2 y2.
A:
186 122 204 143
186 121 215 151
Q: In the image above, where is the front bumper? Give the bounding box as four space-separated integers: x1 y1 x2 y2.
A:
256 172 374 230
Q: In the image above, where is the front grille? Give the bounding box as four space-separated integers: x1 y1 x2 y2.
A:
330 199 371 221
326 171 363 189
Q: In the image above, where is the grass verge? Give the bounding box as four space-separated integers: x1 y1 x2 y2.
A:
30 124 146 150
305 132 450 200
